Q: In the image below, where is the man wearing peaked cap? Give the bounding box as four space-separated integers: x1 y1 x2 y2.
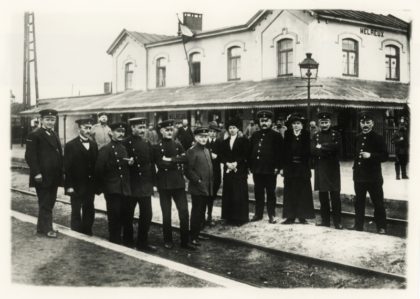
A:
249 110 283 224
122 116 157 252
351 111 388 234
64 117 98 235
25 108 63 238
153 119 195 250
91 112 111 149
311 111 343 229
95 119 134 244
185 127 213 246
204 122 223 226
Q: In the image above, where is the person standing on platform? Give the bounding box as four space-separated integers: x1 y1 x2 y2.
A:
185 127 213 246
176 119 194 151
351 112 388 234
123 117 157 252
95 122 133 244
281 113 315 224
219 118 250 225
64 118 98 235
249 110 283 224
153 119 195 251
311 112 343 229
91 112 111 149
145 123 159 145
392 124 409 180
204 122 223 226
25 109 63 238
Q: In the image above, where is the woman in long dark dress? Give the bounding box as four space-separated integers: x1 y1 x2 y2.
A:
281 113 315 224
219 118 249 225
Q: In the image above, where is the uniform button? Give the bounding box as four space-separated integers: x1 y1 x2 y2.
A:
119 167 122 170
363 137 366 140
112 145 115 149
257 150 260 153
362 143 364 146
139 172 142 176
358 162 361 165
318 157 321 160
129 141 131 144
296 138 299 141
262 133 265 136
257 156 260 159
133 149 135 152
360 149 363 152
137 164 140 167
88 175 91 178
120 174 123 178
165 169 168 171
359 155 362 158
117 159 120 162
161 149 164 153
160 143 162 146
115 152 118 155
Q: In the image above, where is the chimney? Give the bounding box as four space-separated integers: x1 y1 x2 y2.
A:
183 12 202 34
104 82 112 94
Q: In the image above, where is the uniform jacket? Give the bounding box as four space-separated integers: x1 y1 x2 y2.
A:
185 144 214 196
206 137 222 178
219 136 249 178
25 127 63 188
353 130 388 183
283 129 311 179
249 128 283 174
176 126 194 150
64 136 98 196
123 135 156 197
392 128 409 156
311 129 341 191
94 140 131 196
153 138 187 190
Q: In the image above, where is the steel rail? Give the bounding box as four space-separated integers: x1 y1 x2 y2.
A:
11 187 406 284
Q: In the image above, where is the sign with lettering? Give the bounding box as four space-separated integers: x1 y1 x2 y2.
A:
360 27 384 37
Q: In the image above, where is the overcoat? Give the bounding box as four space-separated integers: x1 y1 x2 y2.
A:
219 136 249 223
249 128 283 174
25 127 63 188
153 139 187 190
185 144 213 196
282 129 315 219
64 137 98 196
94 140 131 196
123 135 155 197
392 128 409 156
353 131 388 183
311 129 341 192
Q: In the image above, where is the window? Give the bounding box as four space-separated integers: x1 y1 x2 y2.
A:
228 46 241 80
277 39 293 76
125 62 134 90
189 52 201 84
342 39 358 76
156 58 166 87
385 45 399 81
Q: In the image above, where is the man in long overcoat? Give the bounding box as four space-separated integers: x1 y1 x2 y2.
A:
64 118 98 235
352 112 388 234
185 127 213 246
311 112 342 229
123 117 157 252
25 109 63 238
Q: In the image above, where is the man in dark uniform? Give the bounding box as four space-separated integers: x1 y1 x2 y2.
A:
249 110 283 224
185 127 213 246
64 118 98 235
204 121 222 226
95 122 133 244
352 112 388 234
25 109 63 238
123 117 157 252
311 112 343 229
392 124 409 180
153 119 195 250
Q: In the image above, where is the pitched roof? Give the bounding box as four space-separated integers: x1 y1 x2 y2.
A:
313 10 409 32
21 78 409 116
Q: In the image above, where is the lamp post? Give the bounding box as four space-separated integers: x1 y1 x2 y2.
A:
298 53 320 124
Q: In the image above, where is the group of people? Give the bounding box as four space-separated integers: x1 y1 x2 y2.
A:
25 108 395 252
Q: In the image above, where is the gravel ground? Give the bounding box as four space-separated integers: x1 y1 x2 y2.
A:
11 193 404 288
11 170 406 276
11 218 215 287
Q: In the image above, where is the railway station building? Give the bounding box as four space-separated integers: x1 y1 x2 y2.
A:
22 9 410 157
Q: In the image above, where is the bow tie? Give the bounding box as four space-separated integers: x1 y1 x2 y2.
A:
80 139 89 144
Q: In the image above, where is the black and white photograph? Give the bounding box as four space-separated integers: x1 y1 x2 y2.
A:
3 0 420 296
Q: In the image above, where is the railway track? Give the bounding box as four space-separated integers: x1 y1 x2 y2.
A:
11 187 406 286
11 164 408 237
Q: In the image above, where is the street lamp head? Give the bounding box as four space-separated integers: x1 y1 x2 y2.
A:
299 53 319 79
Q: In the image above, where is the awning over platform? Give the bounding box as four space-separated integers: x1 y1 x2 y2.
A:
21 77 409 116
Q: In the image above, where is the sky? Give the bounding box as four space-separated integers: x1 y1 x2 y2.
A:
1 0 415 105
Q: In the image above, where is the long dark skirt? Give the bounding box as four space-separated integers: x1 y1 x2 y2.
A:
282 177 315 219
222 172 249 224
